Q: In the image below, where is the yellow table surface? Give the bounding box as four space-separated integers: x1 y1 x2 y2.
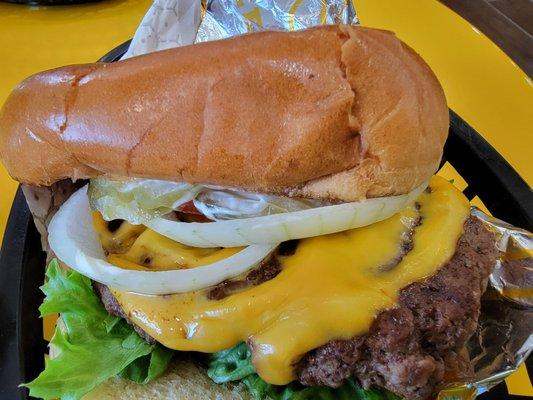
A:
0 0 531 396
0 0 152 238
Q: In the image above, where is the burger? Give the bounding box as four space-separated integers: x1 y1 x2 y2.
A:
0 25 498 400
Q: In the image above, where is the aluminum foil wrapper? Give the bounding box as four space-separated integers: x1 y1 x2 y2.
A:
124 0 357 58
123 1 532 398
196 0 358 42
436 208 532 399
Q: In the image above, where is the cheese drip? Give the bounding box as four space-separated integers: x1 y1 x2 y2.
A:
101 176 470 385
93 215 240 270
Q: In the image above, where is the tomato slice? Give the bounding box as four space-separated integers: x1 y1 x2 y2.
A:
176 200 202 215
175 201 212 222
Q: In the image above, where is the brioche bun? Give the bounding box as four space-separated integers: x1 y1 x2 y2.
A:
0 25 448 201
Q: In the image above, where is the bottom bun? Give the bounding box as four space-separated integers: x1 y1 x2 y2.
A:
51 310 251 399
82 356 251 400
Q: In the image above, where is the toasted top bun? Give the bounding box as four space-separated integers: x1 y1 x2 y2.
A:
0 25 447 201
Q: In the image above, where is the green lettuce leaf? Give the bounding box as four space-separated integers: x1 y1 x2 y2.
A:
208 342 400 400
22 259 173 400
119 345 174 384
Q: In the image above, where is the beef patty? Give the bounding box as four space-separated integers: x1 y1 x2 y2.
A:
94 216 497 400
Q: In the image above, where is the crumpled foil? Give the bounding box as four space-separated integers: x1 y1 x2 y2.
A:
196 0 358 42
437 208 532 399
122 1 532 398
124 0 357 58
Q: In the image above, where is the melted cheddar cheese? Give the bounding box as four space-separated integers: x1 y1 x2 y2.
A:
95 176 470 385
93 214 241 270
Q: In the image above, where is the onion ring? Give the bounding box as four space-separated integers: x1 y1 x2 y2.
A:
48 186 278 294
145 183 428 248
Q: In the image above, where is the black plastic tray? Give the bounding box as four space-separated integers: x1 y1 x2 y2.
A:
0 41 532 400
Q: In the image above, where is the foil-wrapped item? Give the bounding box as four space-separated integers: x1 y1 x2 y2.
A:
196 0 358 42
441 209 533 399
436 208 533 399
125 0 357 58
123 1 532 398
476 208 533 309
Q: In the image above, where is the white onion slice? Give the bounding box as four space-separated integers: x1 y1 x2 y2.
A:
145 183 428 248
48 186 278 295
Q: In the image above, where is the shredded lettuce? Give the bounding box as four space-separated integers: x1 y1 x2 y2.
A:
208 342 256 383
193 189 327 220
23 259 173 400
89 177 330 224
88 177 199 224
241 375 398 400
207 343 400 400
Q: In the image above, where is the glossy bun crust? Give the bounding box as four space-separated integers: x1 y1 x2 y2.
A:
0 25 448 201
